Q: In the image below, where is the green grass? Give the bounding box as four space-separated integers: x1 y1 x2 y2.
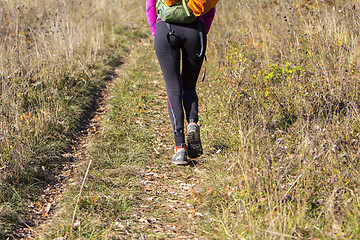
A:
39 41 161 239
196 0 360 238
3 0 360 239
0 0 147 237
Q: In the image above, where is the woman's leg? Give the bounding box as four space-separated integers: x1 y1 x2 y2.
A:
180 22 207 158
154 20 206 150
154 21 185 146
181 22 207 123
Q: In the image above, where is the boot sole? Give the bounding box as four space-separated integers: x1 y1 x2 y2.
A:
187 130 203 158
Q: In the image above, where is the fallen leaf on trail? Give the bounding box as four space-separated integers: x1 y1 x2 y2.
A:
35 201 43 210
73 220 81 228
92 194 98 203
207 186 215 194
144 187 155 192
44 203 52 214
146 172 159 177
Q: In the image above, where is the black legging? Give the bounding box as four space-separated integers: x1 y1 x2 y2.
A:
154 20 206 146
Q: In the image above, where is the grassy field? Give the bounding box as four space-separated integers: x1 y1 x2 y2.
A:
2 0 360 239
201 0 360 238
0 0 147 237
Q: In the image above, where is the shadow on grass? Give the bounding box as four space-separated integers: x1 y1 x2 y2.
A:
186 160 198 167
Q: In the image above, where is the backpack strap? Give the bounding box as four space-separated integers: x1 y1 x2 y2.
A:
166 20 206 68
181 0 192 17
201 55 207 82
196 21 206 81
196 20 205 58
166 23 176 59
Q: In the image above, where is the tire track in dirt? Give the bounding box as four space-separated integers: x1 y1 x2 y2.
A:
111 41 209 239
15 39 147 240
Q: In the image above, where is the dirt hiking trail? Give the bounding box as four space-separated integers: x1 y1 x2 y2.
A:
20 38 211 240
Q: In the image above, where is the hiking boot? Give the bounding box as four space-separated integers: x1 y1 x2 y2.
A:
187 122 203 158
171 144 189 165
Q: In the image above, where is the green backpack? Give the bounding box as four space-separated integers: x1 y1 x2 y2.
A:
156 0 196 24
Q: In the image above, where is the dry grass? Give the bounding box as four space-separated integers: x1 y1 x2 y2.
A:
0 0 146 236
2 0 360 238
199 0 360 238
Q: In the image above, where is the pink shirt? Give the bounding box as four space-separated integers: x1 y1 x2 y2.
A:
146 0 216 38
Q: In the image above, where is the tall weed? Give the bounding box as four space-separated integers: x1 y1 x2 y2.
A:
0 0 146 236
201 0 360 238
